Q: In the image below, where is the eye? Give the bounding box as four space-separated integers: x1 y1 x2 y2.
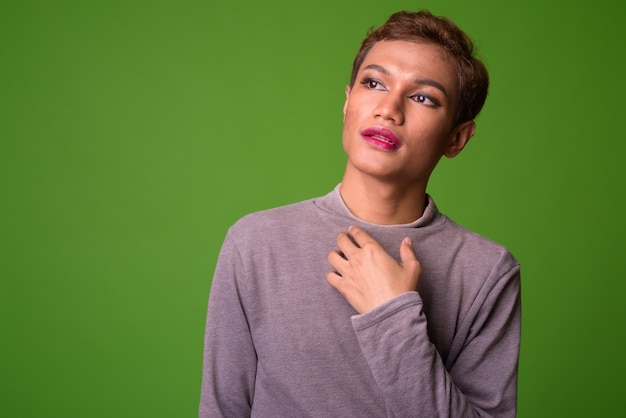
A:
410 93 440 107
360 78 386 91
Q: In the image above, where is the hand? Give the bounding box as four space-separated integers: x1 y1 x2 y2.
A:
326 226 422 314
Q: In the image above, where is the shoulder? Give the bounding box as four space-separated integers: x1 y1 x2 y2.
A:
434 212 520 274
227 197 318 239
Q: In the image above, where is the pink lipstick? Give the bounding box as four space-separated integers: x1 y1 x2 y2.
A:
361 127 400 151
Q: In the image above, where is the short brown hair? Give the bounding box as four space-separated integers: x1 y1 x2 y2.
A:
349 10 489 125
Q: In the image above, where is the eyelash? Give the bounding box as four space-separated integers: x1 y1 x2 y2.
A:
359 78 440 107
411 94 439 107
360 78 384 90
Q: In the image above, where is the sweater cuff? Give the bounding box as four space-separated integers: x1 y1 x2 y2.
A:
351 291 423 331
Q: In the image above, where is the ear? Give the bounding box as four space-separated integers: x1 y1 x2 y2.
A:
444 120 475 158
343 85 351 118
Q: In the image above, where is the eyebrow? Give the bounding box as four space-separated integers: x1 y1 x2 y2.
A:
362 64 449 97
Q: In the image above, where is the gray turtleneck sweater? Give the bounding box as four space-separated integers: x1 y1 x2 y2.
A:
200 186 521 417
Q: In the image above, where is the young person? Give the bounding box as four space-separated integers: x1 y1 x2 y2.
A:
200 10 521 417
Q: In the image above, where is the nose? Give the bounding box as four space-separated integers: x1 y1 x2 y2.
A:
373 92 404 125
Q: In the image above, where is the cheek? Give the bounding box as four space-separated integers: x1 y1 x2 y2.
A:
341 97 371 150
341 118 352 153
342 106 355 136
342 101 365 131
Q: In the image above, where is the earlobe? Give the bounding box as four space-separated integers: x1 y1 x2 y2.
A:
444 120 475 158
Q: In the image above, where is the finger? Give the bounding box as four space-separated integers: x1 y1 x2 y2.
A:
336 232 360 256
399 236 417 263
327 250 348 273
326 270 346 293
400 236 422 278
347 225 375 248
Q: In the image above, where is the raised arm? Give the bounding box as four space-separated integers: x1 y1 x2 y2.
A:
327 226 521 417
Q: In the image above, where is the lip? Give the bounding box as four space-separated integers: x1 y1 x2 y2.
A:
361 127 400 150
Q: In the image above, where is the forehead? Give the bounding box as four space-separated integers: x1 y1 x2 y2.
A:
360 40 458 93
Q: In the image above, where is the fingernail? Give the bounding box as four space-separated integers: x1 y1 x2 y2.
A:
404 236 412 246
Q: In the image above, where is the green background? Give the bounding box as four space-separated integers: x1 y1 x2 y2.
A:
2 0 624 416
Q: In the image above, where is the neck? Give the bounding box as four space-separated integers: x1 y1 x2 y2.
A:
339 172 428 225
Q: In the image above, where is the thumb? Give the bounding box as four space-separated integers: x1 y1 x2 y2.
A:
400 236 416 260
400 237 421 272
400 237 422 289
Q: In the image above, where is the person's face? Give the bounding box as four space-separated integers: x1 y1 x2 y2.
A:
342 40 475 187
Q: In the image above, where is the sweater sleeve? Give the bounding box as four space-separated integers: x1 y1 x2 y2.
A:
351 264 521 418
199 231 256 417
